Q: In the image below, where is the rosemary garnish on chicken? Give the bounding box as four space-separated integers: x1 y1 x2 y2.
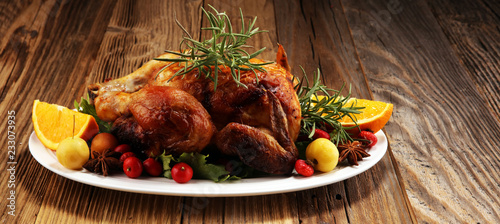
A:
295 68 364 145
155 5 272 89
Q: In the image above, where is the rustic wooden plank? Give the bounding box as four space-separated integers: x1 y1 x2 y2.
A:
181 194 297 224
180 197 224 223
202 1 350 223
10 0 500 223
203 0 278 61
0 0 43 104
426 0 500 120
190 1 302 223
274 0 371 96
294 186 342 223
0 0 116 223
223 194 298 223
77 0 202 223
274 2 353 222
88 0 203 84
82 190 182 223
35 176 95 224
275 0 415 223
342 0 500 222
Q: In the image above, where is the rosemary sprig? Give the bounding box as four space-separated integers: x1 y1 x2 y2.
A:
155 5 273 90
295 68 364 145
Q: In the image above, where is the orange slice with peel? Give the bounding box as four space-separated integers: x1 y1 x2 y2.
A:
340 98 393 135
32 100 99 150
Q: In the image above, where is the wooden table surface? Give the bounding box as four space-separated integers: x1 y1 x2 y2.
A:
1 0 499 223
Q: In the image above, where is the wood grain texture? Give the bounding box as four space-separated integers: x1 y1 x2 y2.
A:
188 1 300 223
3 0 500 223
77 0 202 223
342 0 500 222
205 0 278 61
0 0 412 223
88 0 203 84
275 0 415 223
0 0 116 223
426 0 500 121
275 0 370 96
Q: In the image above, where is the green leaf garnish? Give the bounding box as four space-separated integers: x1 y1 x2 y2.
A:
159 154 175 179
159 152 241 182
74 95 112 133
178 152 232 182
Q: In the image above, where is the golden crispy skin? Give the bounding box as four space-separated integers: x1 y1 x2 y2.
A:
88 53 210 122
89 49 301 174
112 86 215 156
89 53 300 141
202 61 301 142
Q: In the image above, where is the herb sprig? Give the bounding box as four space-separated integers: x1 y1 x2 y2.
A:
155 5 272 90
295 68 364 145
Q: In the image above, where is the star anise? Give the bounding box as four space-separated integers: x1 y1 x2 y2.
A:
83 149 122 176
338 141 370 166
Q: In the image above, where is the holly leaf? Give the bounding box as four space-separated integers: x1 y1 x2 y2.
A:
178 152 231 182
158 153 175 179
158 152 235 182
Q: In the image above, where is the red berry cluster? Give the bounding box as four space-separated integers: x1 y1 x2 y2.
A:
112 143 193 183
111 144 164 179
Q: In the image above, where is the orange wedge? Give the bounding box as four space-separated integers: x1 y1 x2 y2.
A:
340 98 393 135
32 100 99 150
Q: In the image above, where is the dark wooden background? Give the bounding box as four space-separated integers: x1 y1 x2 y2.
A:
1 0 499 223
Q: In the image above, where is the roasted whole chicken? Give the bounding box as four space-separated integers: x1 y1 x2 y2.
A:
88 46 301 174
